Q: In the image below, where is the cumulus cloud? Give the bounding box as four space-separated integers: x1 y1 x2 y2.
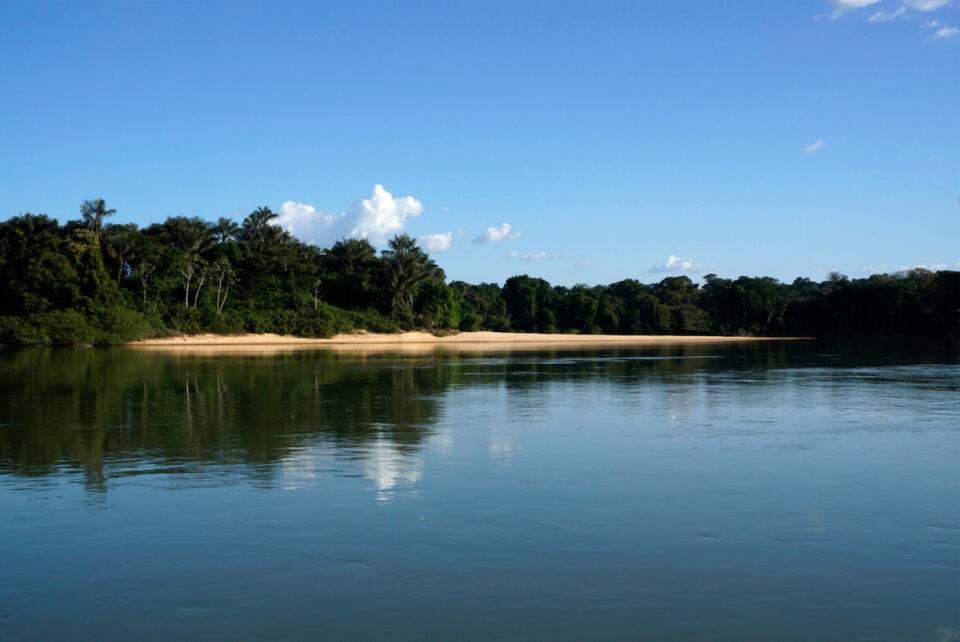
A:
803 139 825 153
276 184 423 247
649 255 703 274
507 250 554 262
474 222 521 244
418 232 452 252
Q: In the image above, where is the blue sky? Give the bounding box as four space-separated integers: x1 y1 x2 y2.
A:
1 0 957 285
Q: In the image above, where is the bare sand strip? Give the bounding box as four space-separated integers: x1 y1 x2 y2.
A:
128 331 807 355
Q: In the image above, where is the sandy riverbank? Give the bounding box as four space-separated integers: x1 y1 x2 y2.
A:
127 331 806 354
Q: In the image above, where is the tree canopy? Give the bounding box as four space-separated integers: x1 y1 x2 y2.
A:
1 199 957 345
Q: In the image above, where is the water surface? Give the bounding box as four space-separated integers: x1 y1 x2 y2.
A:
1 342 958 640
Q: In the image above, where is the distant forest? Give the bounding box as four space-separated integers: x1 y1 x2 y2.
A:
1 199 957 345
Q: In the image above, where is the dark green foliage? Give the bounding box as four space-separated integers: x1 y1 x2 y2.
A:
381 234 444 315
1 200 957 345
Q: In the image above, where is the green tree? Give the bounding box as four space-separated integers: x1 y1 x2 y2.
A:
214 217 240 243
79 198 116 239
381 234 444 316
102 223 139 282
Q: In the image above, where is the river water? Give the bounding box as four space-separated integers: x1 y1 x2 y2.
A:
0 341 957 640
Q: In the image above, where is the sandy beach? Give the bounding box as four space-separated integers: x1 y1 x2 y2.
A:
127 331 805 354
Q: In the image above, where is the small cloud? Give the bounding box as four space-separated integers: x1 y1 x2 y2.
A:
899 261 960 271
803 139 825 153
508 250 555 263
828 0 884 19
649 255 703 274
474 222 521 244
857 264 889 274
906 0 953 10
868 6 906 21
573 258 593 269
924 19 959 38
932 25 959 37
418 232 452 252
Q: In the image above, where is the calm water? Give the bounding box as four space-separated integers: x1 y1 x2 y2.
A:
0 342 957 641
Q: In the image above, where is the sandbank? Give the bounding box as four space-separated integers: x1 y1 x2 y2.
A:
127 331 807 355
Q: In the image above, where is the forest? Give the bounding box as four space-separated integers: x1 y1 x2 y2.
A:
1 199 957 345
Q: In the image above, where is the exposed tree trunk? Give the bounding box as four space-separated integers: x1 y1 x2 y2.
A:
193 269 206 308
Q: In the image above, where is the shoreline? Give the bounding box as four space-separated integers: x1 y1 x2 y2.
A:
127 331 810 353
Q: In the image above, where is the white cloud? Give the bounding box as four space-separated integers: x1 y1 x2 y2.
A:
649 255 703 274
803 139 825 153
573 259 593 269
508 250 553 262
829 0 884 18
899 261 960 271
830 0 955 22
276 184 423 247
418 232 452 252
474 222 521 244
905 0 953 10
868 6 907 21
933 24 959 37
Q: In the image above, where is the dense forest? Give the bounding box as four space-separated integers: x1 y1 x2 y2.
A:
1 199 957 345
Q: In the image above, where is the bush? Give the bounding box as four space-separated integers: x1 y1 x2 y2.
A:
169 307 205 335
93 305 151 344
351 309 399 334
207 310 246 335
33 310 95 345
459 307 481 332
0 316 49 346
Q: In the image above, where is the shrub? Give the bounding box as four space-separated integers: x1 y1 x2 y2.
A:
169 307 205 335
0 316 49 346
352 309 399 334
33 310 95 345
93 305 151 344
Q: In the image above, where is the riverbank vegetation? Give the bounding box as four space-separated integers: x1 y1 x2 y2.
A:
1 201 957 345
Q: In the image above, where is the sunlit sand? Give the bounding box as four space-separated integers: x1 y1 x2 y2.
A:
127 331 807 355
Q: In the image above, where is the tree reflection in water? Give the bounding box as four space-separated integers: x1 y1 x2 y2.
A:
0 342 815 496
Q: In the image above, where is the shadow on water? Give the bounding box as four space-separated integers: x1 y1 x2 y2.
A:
0 338 955 493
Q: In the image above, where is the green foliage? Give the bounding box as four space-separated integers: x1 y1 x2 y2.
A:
1 200 957 345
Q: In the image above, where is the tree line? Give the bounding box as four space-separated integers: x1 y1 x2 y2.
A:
0 199 957 345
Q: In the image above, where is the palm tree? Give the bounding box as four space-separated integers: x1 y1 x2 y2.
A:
161 216 217 255
80 198 116 239
240 206 276 250
214 217 240 243
240 206 291 251
381 234 444 315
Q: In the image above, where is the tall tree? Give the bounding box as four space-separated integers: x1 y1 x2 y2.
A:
214 217 240 243
101 223 139 282
79 198 116 239
381 234 443 315
160 217 216 256
210 257 235 314
240 207 289 252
